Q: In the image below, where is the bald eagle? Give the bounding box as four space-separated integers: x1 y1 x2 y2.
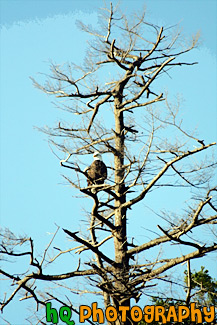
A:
84 152 107 187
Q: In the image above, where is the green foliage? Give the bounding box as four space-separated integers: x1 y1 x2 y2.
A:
184 266 217 306
139 267 216 324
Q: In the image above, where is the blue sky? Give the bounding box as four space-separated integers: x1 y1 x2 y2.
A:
0 0 216 324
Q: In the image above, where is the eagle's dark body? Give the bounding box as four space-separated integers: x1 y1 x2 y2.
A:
86 160 107 186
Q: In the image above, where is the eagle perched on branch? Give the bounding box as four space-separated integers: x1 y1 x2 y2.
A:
84 152 107 187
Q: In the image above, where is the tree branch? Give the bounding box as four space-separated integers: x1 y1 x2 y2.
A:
123 142 216 210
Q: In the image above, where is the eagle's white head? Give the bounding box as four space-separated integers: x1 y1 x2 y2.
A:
93 151 102 161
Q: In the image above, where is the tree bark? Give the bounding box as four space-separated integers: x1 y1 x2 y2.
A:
113 85 131 324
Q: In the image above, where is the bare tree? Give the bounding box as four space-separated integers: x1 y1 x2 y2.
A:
1 3 216 325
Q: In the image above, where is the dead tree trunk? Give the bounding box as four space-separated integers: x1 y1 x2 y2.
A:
113 88 130 323
1 3 216 325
